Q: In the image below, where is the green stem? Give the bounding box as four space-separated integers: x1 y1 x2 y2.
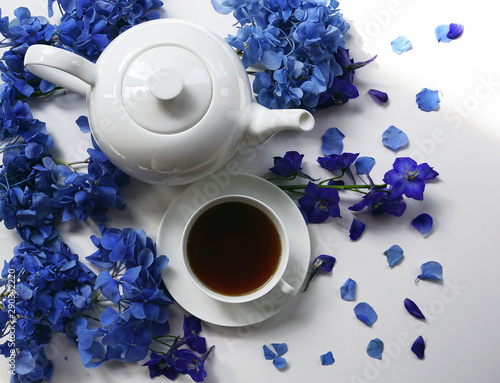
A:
278 183 387 192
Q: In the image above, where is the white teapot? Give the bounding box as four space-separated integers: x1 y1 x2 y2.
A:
24 19 314 185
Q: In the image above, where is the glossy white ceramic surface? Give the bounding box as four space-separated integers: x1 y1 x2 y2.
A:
24 19 315 185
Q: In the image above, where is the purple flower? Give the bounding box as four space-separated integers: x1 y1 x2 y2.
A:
383 157 438 200
349 191 406 217
349 217 366 240
143 351 179 380
318 152 359 174
298 182 341 223
269 151 314 180
174 346 214 382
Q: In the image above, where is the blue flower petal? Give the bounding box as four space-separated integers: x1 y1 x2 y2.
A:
355 156 375 175
272 343 288 357
416 88 440 112
15 350 36 375
354 302 378 326
263 345 276 360
436 23 464 42
382 125 408 151
411 336 425 359
273 356 287 369
349 217 366 240
322 127 345 156
417 261 443 281
76 115 91 133
391 36 412 54
340 278 356 301
404 298 426 320
411 213 433 236
367 338 384 359
384 244 404 267
320 351 335 366
447 23 464 39
368 89 388 103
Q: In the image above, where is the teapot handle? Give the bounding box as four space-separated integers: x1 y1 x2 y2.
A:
24 45 97 95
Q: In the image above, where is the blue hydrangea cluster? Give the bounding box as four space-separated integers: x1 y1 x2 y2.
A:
0 2 203 383
212 0 374 110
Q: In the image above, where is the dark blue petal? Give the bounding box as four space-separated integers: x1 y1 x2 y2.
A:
416 88 440 112
367 338 384 359
404 298 426 320
321 127 345 156
411 213 433 236
354 157 375 175
320 351 335 366
417 261 443 281
447 23 464 39
384 244 404 267
349 217 366 240
411 336 425 359
368 89 388 103
340 278 356 301
382 125 408 151
391 36 412 54
354 302 378 326
76 115 91 133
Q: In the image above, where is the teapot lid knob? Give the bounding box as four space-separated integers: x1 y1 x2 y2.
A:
148 67 184 101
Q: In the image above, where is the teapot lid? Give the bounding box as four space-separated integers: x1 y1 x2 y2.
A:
122 45 212 134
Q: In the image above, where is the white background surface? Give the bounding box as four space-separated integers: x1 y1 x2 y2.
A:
1 0 500 382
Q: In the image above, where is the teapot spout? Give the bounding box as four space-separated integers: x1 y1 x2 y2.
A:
246 102 314 146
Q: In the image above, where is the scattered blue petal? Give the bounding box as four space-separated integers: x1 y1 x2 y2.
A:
368 89 388 103
355 157 375 175
416 88 440 112
263 345 276 360
367 338 384 360
412 213 433 236
411 336 425 359
354 302 378 326
340 278 356 301
322 127 345 156
273 357 287 370
272 343 288 356
382 125 408 151
391 36 412 54
349 217 366 240
384 244 404 267
320 351 335 366
404 298 426 320
263 343 288 370
417 261 443 281
436 23 464 42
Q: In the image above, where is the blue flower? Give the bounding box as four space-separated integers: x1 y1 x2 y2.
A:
318 152 359 176
298 182 341 223
383 157 438 200
303 254 336 291
102 320 153 363
349 190 406 217
174 346 214 382
143 351 178 380
269 151 312 180
263 343 288 370
183 316 207 354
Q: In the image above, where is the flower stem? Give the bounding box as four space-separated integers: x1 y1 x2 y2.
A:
278 183 387 192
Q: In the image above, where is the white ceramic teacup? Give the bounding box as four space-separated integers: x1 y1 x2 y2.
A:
181 194 295 303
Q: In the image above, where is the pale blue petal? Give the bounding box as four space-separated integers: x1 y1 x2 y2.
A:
354 302 378 326
411 213 433 236
355 156 375 175
416 88 440 112
15 350 36 375
417 261 443 281
320 351 335 366
382 125 408 151
384 244 404 267
435 24 452 42
340 278 356 301
322 127 345 156
391 36 412 54
367 338 384 359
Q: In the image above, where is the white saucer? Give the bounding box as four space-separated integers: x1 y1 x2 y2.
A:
157 173 310 327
